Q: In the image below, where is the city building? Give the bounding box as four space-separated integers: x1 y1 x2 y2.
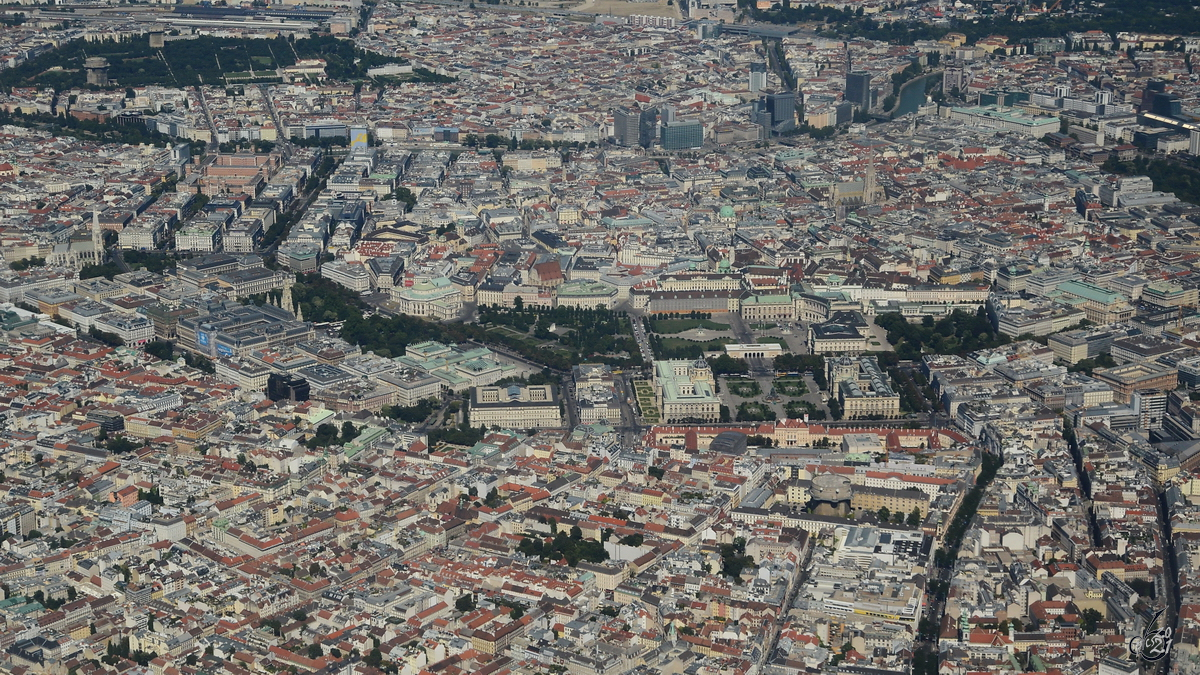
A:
660 120 704 150
845 71 872 110
760 91 797 134
573 364 619 425
179 303 314 359
322 260 373 294
92 313 155 345
394 341 517 391
391 277 463 319
749 62 768 93
614 106 642 147
1093 363 1178 404
946 105 1061 137
216 358 272 391
470 384 563 429
808 320 870 355
653 359 720 423
827 356 902 419
1048 327 1130 364
267 372 310 402
1056 281 1135 324
851 485 929 519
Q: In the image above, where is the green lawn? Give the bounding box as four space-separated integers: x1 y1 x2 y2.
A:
757 337 788 347
725 378 762 398
659 336 734 352
632 380 660 421
490 326 528 338
650 318 730 334
486 325 564 354
774 378 807 396
785 400 825 420
737 401 777 422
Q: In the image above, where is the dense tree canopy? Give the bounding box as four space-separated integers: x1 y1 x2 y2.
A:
517 530 609 566
874 309 1009 360
750 0 1200 44
0 34 409 91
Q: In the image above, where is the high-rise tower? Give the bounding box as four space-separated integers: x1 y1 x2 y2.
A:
763 91 797 133
614 107 641 147
749 62 768 93
846 72 872 110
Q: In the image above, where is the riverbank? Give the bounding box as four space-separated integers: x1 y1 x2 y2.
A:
890 71 942 117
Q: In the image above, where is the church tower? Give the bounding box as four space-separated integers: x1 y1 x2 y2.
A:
91 210 103 266
864 152 882 205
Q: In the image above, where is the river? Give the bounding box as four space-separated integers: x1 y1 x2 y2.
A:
893 72 941 117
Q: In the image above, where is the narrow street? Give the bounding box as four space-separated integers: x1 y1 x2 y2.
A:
560 372 579 429
612 374 645 450
630 313 654 365
196 88 217 138
1158 489 1179 675
415 399 452 434
112 247 131 274
760 538 814 670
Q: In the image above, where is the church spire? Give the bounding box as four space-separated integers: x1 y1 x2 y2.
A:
864 150 880 205
91 209 103 267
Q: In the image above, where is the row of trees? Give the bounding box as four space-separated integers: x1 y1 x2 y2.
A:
80 262 124 281
428 422 487 448
933 452 1003 569
183 351 215 374
1067 353 1117 377
88 326 124 347
380 398 439 423
876 506 923 527
774 353 828 389
339 311 456 361
124 250 175 274
9 256 44 271
144 340 174 361
707 354 749 375
294 34 408 80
